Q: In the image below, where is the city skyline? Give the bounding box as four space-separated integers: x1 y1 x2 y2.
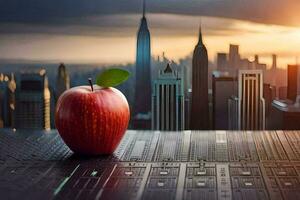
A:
1 0 300 132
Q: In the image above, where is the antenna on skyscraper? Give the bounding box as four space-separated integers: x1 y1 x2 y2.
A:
198 18 203 45
143 0 146 17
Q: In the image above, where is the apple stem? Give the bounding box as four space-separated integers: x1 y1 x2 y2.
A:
88 78 94 91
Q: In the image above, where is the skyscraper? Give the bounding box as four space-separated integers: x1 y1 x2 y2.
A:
134 0 151 129
287 65 299 102
190 26 209 130
0 74 7 128
15 69 51 130
152 63 185 131
217 53 227 69
56 63 70 101
239 70 265 130
228 44 240 68
212 74 237 129
272 54 277 69
7 73 16 128
229 70 265 130
0 73 15 128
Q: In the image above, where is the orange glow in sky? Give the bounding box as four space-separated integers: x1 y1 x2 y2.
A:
0 15 300 68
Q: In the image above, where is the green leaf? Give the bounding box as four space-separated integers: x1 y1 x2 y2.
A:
96 68 130 87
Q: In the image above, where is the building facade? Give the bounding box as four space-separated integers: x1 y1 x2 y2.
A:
229 70 265 130
212 75 237 130
190 26 209 130
15 69 51 130
0 73 16 128
287 65 299 102
151 64 185 131
239 70 265 130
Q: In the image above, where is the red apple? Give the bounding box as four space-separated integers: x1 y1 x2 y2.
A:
55 85 130 155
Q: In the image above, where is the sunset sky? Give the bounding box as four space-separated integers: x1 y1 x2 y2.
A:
0 0 300 68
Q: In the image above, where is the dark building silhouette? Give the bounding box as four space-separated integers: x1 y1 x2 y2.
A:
270 64 300 130
15 70 51 130
56 63 70 101
7 73 16 128
190 26 209 130
133 0 152 129
287 65 298 102
263 83 275 129
228 44 240 68
217 53 227 69
0 73 16 128
272 54 277 69
212 75 237 130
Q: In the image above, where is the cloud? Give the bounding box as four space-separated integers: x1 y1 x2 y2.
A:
0 0 299 30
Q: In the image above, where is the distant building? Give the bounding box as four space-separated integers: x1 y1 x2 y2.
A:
229 70 265 130
269 64 300 130
217 53 227 69
0 73 8 128
271 100 300 130
56 63 70 101
0 85 4 128
190 26 209 130
133 0 152 129
252 55 267 71
272 54 277 69
263 84 275 129
184 89 191 130
0 73 16 128
15 69 51 130
287 65 299 102
216 45 267 77
228 96 239 130
7 73 16 128
212 74 237 129
228 44 240 68
151 63 184 130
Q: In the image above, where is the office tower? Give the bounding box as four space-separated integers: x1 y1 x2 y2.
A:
0 73 15 128
190 26 209 130
15 69 51 130
228 96 239 130
217 53 227 69
254 55 259 63
0 89 4 128
287 65 298 102
212 75 237 129
56 63 70 101
263 84 273 129
270 65 300 130
184 89 191 130
228 44 240 68
272 54 277 69
7 73 16 127
0 74 7 128
134 0 151 129
151 63 185 130
239 70 265 130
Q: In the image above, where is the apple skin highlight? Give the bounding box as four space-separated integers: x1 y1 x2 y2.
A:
55 85 130 155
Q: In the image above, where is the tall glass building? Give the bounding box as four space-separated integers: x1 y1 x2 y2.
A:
134 0 152 129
